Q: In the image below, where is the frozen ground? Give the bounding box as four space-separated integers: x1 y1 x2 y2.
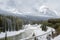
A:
53 35 60 40
0 29 25 38
0 24 60 40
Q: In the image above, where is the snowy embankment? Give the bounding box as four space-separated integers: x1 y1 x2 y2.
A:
24 24 55 36
22 24 55 40
0 26 34 39
0 29 25 39
53 35 60 40
0 24 60 40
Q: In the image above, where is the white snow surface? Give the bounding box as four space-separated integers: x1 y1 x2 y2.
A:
0 24 60 40
0 29 25 38
53 35 60 40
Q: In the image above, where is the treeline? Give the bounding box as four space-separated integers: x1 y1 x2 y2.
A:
0 15 23 32
48 19 60 35
40 18 60 35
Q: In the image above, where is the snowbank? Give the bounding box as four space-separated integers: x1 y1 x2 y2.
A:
0 29 25 39
53 35 60 40
0 24 59 40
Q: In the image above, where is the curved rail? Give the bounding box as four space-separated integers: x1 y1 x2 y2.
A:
20 30 55 40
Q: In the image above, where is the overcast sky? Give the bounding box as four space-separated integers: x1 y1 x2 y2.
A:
0 0 60 16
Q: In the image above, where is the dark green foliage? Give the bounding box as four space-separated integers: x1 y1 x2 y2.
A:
15 19 23 31
0 15 23 32
53 23 59 29
41 24 47 31
43 18 60 34
56 26 60 34
48 19 60 24
31 21 41 25
47 23 53 27
0 16 2 27
40 18 60 34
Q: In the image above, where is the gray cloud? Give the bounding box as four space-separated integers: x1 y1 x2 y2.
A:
0 0 60 16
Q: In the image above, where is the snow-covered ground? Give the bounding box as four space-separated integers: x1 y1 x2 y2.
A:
53 35 60 40
0 24 60 40
24 24 55 36
23 24 55 40
0 29 25 38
